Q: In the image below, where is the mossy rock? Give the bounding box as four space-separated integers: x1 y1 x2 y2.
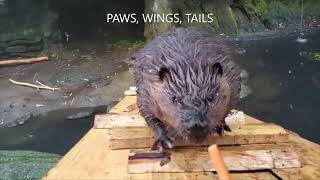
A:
0 42 6 48
9 38 42 46
111 40 144 49
203 0 238 35
28 44 43 52
0 49 6 55
6 46 27 53
0 29 43 43
235 0 272 30
0 150 61 180
267 0 320 28
104 33 144 49
299 51 320 62
144 0 176 39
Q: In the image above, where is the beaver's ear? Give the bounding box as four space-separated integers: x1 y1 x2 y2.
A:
212 62 223 76
159 67 171 82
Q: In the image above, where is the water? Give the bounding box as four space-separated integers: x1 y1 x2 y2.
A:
0 108 105 155
237 31 320 143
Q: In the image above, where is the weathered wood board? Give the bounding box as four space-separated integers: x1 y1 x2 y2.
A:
109 95 139 114
42 90 320 180
94 113 289 149
127 148 301 174
124 86 137 96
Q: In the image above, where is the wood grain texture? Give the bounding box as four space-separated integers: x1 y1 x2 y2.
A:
43 129 110 179
43 92 319 180
109 95 139 114
94 113 289 149
127 148 300 173
124 87 137 96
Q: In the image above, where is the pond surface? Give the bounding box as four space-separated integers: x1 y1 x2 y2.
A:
237 31 320 143
0 107 106 155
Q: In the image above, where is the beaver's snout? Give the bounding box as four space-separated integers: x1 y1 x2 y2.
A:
186 116 209 143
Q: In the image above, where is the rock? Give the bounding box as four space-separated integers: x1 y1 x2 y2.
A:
0 150 61 180
0 49 6 55
203 0 238 35
66 111 93 120
0 30 43 43
9 51 40 57
299 51 320 62
90 79 111 89
236 48 247 55
28 44 43 52
6 46 27 53
144 0 174 39
240 83 252 99
9 38 42 46
0 42 6 48
240 69 249 82
6 112 33 127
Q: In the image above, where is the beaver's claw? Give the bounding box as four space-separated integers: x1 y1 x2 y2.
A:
151 135 173 150
214 124 232 136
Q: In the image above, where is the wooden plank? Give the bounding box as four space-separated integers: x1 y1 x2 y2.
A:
127 148 301 173
43 93 320 180
124 86 137 96
43 129 110 179
95 112 245 129
108 124 288 149
109 95 139 114
105 149 130 179
271 134 320 180
42 128 280 180
94 113 288 149
94 114 147 129
129 172 278 180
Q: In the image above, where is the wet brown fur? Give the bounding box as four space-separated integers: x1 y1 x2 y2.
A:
132 27 241 145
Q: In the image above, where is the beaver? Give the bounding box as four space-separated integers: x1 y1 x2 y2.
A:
132 28 241 150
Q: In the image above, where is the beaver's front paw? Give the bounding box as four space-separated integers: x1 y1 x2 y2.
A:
151 134 173 150
214 124 232 136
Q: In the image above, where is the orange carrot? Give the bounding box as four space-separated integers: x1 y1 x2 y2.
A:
208 144 232 180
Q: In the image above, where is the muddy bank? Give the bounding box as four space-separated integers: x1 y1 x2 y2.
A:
0 42 135 127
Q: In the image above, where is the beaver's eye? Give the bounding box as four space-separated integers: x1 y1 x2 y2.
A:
172 96 178 104
207 96 214 102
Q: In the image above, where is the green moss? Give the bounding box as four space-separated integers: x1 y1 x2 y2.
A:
0 28 43 42
104 33 144 49
300 51 320 62
111 40 145 49
253 0 268 17
267 0 320 24
203 0 238 35
0 150 61 180
239 0 271 29
244 1 267 17
223 6 239 34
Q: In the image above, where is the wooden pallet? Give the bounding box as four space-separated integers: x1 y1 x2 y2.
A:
95 95 289 150
43 88 320 180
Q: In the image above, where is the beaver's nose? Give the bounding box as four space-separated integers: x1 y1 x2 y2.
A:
187 124 207 143
187 121 203 131
187 115 207 130
188 121 206 135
